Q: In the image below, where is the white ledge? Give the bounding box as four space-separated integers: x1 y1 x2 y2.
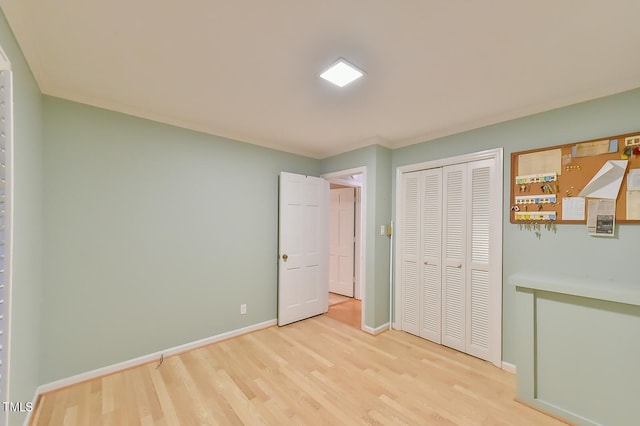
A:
509 272 640 307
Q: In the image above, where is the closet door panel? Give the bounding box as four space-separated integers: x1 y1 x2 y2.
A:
469 270 490 353
420 169 442 343
401 172 421 335
467 159 499 364
441 164 466 352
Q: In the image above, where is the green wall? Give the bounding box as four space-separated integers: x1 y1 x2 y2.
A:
373 146 392 327
392 87 640 363
41 97 320 382
1 10 45 426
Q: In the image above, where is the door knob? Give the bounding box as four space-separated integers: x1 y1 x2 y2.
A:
282 254 288 261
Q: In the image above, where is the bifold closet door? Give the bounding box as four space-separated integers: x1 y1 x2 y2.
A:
400 157 500 366
400 169 442 343
441 160 495 359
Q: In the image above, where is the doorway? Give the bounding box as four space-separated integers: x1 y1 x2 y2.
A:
322 168 366 330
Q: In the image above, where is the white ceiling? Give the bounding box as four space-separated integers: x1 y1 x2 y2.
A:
2 1 640 159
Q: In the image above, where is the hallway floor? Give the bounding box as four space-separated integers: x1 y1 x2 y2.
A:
326 294 361 329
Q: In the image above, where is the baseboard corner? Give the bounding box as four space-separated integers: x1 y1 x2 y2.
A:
363 322 391 335
501 361 517 374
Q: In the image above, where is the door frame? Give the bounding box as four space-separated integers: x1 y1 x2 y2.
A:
394 148 503 354
322 167 366 330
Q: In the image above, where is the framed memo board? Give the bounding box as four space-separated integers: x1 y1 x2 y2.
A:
510 131 640 224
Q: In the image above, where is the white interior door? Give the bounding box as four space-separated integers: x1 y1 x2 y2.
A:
329 187 355 297
278 172 329 326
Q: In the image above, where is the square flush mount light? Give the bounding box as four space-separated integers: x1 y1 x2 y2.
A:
320 58 364 87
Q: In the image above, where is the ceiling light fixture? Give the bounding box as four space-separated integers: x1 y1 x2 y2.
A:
320 58 364 88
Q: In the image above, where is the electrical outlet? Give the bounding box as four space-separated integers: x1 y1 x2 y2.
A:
240 304 247 315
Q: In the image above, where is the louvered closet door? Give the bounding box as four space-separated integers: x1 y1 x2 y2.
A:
401 169 443 343
441 164 467 352
400 155 501 366
466 159 497 363
401 171 421 335
420 168 442 343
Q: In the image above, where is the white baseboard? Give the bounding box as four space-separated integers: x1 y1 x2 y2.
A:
36 319 277 395
501 361 517 374
363 322 390 335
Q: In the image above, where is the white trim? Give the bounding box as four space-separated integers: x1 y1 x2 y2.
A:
327 176 363 188
394 148 504 364
396 148 504 175
35 319 276 395
322 167 367 331
501 361 517 374
0 46 13 426
362 322 390 335
354 187 362 300
388 219 393 331
0 46 10 69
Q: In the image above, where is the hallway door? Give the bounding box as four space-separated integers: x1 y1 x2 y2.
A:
278 172 329 326
329 187 355 297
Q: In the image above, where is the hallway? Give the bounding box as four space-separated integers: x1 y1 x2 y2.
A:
326 293 361 329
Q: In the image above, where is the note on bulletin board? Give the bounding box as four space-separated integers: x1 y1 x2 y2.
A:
627 169 640 220
627 169 640 191
573 139 618 157
562 197 586 221
517 149 562 176
587 199 616 236
626 191 640 220
578 160 628 200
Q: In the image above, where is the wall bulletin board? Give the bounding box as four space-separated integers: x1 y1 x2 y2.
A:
510 131 640 227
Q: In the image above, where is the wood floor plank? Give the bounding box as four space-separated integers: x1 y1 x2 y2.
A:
31 314 568 426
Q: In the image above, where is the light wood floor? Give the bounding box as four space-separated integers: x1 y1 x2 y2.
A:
328 292 352 306
325 298 361 329
31 315 567 426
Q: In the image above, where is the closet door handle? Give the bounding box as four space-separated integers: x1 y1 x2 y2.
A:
282 254 288 261
455 263 462 268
